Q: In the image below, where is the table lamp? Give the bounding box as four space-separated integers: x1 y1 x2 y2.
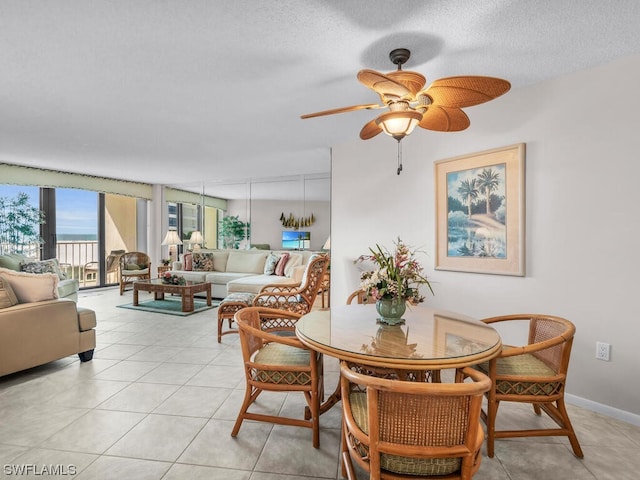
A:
189 230 203 251
161 230 183 262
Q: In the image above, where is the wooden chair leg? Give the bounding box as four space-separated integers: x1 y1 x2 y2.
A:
231 386 257 438
485 398 500 458
554 399 584 458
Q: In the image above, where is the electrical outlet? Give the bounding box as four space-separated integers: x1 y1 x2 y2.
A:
596 342 611 361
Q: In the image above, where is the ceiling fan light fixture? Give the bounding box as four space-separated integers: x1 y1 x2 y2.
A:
375 110 423 141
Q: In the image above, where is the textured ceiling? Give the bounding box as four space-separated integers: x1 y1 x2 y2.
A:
1 1 640 200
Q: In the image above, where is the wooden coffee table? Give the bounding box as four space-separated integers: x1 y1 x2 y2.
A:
133 278 211 313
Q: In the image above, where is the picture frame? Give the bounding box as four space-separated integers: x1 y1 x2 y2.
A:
434 143 525 276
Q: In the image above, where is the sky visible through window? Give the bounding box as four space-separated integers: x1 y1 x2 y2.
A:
1 185 97 240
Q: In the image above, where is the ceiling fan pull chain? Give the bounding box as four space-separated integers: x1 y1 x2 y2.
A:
397 139 403 175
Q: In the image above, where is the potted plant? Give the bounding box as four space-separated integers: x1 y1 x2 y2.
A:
357 238 433 325
219 215 250 249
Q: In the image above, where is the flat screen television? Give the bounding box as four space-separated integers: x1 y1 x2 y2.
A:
282 231 310 250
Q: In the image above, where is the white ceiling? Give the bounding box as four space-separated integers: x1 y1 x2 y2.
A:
2 1 640 200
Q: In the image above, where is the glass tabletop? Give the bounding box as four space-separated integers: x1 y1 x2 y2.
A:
137 278 207 287
296 303 502 368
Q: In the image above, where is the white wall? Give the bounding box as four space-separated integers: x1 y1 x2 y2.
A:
226 198 330 251
331 54 640 421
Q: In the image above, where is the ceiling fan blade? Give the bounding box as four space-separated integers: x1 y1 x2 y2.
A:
418 106 470 132
300 103 383 119
357 69 410 99
360 119 383 140
420 76 511 108
386 70 426 96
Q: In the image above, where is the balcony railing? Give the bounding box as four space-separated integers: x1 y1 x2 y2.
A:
3 240 118 287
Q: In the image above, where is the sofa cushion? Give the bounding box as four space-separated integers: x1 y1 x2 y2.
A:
20 258 67 279
283 253 303 277
0 275 19 309
227 274 299 294
0 267 59 303
264 253 280 275
275 253 289 276
193 251 229 271
57 279 80 299
205 271 256 285
0 253 27 271
226 251 268 274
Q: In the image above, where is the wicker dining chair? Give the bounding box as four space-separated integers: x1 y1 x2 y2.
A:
475 314 583 458
340 362 491 480
118 251 151 294
346 289 374 305
231 307 324 448
252 254 329 315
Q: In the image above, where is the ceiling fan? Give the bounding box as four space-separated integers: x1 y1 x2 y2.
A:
301 48 511 173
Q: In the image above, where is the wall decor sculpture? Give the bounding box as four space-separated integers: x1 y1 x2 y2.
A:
280 212 315 230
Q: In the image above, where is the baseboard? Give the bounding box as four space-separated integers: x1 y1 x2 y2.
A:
566 393 640 426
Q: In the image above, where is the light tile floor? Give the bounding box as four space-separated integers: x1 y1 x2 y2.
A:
1 286 639 479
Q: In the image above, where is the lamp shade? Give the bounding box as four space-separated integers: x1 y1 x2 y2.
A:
375 110 423 141
322 236 331 250
189 230 203 244
161 230 183 246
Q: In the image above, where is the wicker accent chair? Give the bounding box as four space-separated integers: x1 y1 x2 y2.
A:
346 289 375 305
340 362 491 480
476 314 583 458
252 254 329 315
118 251 151 295
83 250 124 287
232 307 324 448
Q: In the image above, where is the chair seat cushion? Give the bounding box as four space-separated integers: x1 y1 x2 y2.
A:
253 342 311 385
348 392 461 476
121 268 149 276
476 352 560 396
220 292 256 306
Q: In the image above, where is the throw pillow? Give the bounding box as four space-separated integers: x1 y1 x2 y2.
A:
125 263 141 270
275 253 290 276
283 253 303 277
20 258 66 280
0 275 19 309
192 252 215 271
183 252 193 271
0 267 59 303
263 253 280 275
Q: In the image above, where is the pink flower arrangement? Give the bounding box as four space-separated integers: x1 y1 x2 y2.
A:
357 238 433 304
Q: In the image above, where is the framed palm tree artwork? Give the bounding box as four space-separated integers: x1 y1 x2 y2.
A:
434 143 525 276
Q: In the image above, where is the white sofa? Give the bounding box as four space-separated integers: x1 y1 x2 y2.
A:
170 249 319 298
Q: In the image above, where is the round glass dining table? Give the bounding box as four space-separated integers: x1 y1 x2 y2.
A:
296 303 501 414
296 303 502 370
